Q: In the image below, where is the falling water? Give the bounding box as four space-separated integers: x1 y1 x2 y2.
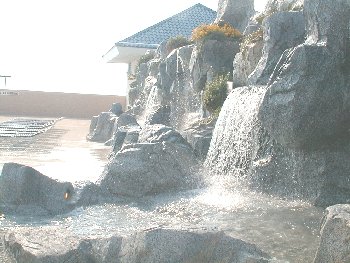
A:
205 85 268 184
145 85 161 112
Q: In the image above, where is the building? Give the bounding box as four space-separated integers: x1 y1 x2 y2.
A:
103 3 216 106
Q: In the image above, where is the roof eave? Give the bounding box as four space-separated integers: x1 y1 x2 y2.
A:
102 45 158 63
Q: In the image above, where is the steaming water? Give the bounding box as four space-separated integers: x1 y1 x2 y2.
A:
0 113 324 262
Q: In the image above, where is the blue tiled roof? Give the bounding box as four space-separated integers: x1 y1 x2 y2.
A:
116 3 216 49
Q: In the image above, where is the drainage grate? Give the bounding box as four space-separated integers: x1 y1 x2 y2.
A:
0 118 61 137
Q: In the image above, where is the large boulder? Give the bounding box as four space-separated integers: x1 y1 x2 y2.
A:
144 105 171 126
313 205 350 263
260 0 350 150
97 142 197 198
87 112 116 143
190 39 240 91
248 11 305 85
250 136 350 207
3 227 271 263
138 124 192 149
106 113 140 149
232 30 264 87
183 121 216 161
0 163 74 215
215 0 255 32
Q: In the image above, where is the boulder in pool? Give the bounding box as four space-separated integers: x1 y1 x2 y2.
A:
0 163 74 215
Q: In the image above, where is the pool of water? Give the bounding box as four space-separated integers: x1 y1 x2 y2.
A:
0 187 323 262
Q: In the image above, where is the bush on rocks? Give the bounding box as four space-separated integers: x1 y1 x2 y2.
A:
203 73 229 114
191 23 242 42
165 36 191 54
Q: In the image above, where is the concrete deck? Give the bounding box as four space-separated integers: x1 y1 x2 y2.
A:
0 116 111 182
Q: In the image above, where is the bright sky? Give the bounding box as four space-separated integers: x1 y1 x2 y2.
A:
0 0 268 95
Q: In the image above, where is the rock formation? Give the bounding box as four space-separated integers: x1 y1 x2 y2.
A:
97 140 198 198
87 112 116 143
0 163 74 215
313 204 350 263
3 227 271 263
215 0 255 32
250 0 350 207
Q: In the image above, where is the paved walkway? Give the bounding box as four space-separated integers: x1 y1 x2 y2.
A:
0 117 111 182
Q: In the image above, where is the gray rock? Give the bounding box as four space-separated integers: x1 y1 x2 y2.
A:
89 116 98 135
215 0 255 32
264 0 304 13
248 11 305 85
72 181 107 207
305 0 349 53
3 227 271 263
144 105 171 126
183 121 216 160
109 103 123 116
190 39 240 91
314 205 350 263
0 163 74 215
107 113 140 151
139 124 192 149
120 229 271 263
3 226 123 263
232 33 263 87
87 112 116 143
112 125 140 153
250 135 350 207
260 0 350 150
97 142 197 198
148 58 161 78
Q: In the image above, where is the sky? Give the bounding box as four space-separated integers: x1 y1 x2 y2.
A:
0 0 268 95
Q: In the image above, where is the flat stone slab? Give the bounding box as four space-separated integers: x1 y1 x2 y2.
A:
0 118 61 137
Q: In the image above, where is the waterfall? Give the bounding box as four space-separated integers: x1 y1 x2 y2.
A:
204 85 268 186
145 86 161 112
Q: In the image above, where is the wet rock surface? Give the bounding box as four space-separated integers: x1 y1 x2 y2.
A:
0 163 74 215
2 227 271 263
314 204 350 263
97 142 198 198
260 0 350 150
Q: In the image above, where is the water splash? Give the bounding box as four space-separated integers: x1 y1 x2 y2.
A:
205 85 268 185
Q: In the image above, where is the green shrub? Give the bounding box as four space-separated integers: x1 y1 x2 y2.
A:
166 36 191 54
191 23 242 42
203 74 229 114
137 53 155 67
